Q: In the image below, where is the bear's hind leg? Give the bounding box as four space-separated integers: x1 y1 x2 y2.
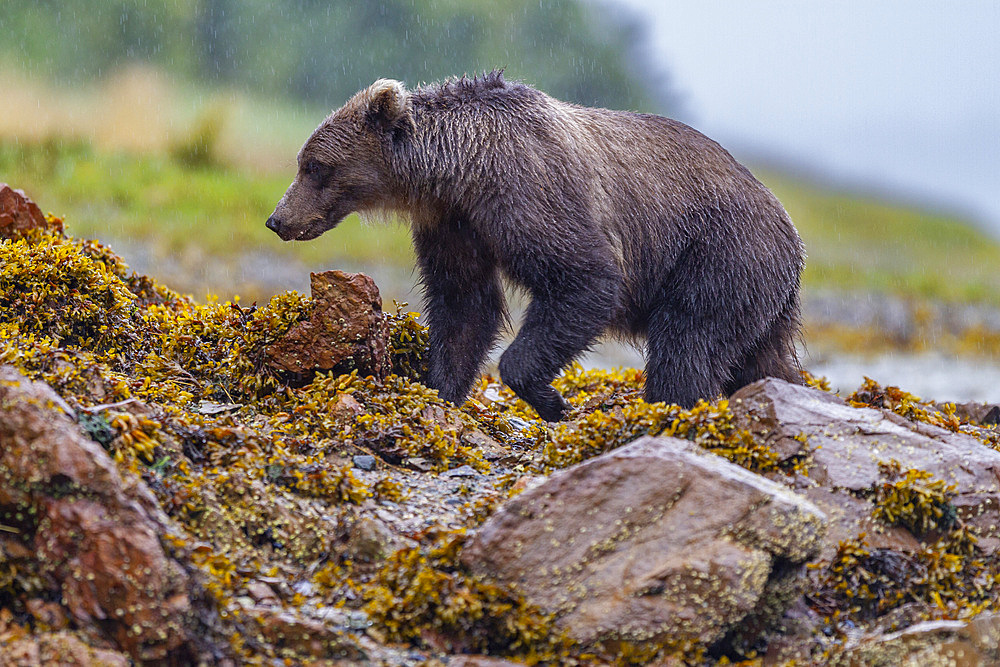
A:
722 295 803 396
644 312 731 409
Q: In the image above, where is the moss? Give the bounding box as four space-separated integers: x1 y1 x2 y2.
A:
540 372 784 474
848 377 961 432
811 468 995 627
809 536 910 620
386 302 429 381
809 528 995 626
371 476 407 503
802 369 832 392
0 230 147 368
272 371 490 472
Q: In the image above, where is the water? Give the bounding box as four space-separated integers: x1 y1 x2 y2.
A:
806 352 1000 404
579 341 1000 405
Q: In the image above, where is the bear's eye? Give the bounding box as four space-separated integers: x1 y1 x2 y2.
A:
302 159 331 185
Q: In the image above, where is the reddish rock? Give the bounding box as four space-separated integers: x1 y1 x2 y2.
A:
461 436 826 651
0 183 61 238
0 365 220 663
330 392 364 419
265 270 390 380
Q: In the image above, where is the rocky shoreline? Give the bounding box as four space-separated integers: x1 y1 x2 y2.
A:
4 184 1000 664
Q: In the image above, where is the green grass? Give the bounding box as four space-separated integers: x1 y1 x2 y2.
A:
760 170 1000 303
3 137 999 305
0 137 415 269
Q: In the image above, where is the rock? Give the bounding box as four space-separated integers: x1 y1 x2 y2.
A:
246 607 367 661
731 378 1000 492
0 183 61 238
0 366 220 663
0 631 131 667
25 599 69 631
331 392 364 419
353 454 377 471
731 378 1000 547
461 436 826 651
343 515 397 563
404 456 435 472
245 581 280 606
830 613 1000 666
443 464 481 478
447 656 528 667
265 270 390 380
796 485 921 558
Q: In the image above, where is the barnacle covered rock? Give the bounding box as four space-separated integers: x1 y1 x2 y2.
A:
731 378 1000 550
829 613 1000 665
461 436 826 652
0 626 131 667
0 365 222 663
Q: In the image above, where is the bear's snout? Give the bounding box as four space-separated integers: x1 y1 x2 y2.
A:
267 215 298 240
265 215 296 241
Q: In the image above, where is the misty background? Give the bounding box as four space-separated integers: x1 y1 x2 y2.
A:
620 0 1000 236
1 0 999 402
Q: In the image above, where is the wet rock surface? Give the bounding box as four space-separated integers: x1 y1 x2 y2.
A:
0 366 222 664
0 628 131 667
829 613 1000 666
732 378 1000 549
265 269 390 380
462 436 826 650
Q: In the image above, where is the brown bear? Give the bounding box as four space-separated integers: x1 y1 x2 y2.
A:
266 71 804 421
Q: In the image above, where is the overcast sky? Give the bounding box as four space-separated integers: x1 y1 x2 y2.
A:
614 0 1000 235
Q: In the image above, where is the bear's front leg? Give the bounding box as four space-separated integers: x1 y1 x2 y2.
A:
414 222 505 407
498 275 618 422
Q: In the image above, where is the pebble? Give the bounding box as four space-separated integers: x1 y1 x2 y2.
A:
352 454 377 471
443 464 481 478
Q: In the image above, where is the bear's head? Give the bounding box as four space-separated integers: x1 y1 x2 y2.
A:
266 79 411 241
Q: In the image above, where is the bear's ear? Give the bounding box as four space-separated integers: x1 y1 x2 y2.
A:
366 79 410 132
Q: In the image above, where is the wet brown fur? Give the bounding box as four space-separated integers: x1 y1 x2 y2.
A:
267 71 805 421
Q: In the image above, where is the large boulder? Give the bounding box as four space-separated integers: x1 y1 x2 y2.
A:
265 270 390 380
730 379 1000 549
0 366 221 663
460 436 826 652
